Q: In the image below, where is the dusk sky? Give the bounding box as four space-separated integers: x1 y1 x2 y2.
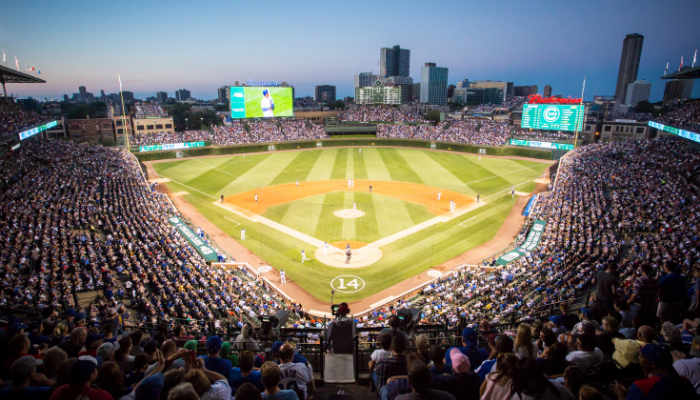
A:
2 0 699 102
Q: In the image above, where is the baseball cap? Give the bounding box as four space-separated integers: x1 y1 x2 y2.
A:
263 89 269 96
462 327 478 347
135 372 164 400
74 313 86 322
579 308 592 319
97 342 120 359
183 340 198 351
449 348 471 373
62 308 76 317
548 315 562 326
206 336 222 353
640 344 672 367
338 303 350 315
8 323 27 336
254 355 264 368
690 336 700 357
28 320 43 334
144 340 159 354
271 341 284 355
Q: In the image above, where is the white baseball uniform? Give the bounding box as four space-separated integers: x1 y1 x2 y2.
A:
324 242 329 256
353 202 356 211
261 95 274 117
301 251 309 263
437 192 441 201
280 270 286 284
241 229 245 240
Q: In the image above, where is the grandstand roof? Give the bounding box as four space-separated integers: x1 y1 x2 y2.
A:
661 65 700 80
0 64 46 85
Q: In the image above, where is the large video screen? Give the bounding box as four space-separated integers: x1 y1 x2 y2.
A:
230 87 293 119
521 104 584 132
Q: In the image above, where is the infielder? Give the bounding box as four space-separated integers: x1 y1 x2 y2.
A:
241 228 246 241
280 269 286 284
296 179 299 187
511 186 515 198
477 194 480 202
369 185 372 193
221 195 224 203
255 193 258 203
353 202 356 211
261 89 275 117
301 250 309 263
323 241 329 256
348 179 352 188
437 191 442 201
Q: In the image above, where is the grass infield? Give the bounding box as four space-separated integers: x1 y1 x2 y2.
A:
154 148 548 302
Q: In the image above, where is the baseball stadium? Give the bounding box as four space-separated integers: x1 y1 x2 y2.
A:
2 5 700 398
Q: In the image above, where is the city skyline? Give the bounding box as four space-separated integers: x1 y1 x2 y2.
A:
2 0 700 102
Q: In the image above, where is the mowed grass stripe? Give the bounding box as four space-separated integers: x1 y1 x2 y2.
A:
397 148 463 190
355 191 378 242
269 150 323 186
478 158 546 186
279 194 324 238
156 157 232 184
217 152 299 195
425 152 511 196
346 148 354 179
372 196 415 239
353 149 368 180
312 192 344 241
183 155 268 195
362 147 393 181
341 192 356 240
379 148 425 184
330 148 348 180
306 148 338 182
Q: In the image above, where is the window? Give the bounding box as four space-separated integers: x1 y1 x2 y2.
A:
604 126 611 132
147 125 154 130
636 127 644 133
155 124 163 130
137 125 144 131
102 124 111 129
165 124 172 129
115 120 123 126
69 125 79 130
585 125 592 131
117 128 123 134
615 126 619 132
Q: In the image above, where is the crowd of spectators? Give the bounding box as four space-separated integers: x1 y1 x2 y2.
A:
211 125 250 146
133 103 165 116
130 131 213 147
280 120 326 141
341 106 425 122
377 124 439 139
656 99 700 132
0 100 54 138
609 111 653 122
437 120 510 146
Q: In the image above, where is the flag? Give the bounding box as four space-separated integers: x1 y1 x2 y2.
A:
693 49 697 68
680 56 683 71
118 72 123 91
29 66 35 72
25 63 28 72
664 62 669 76
15 56 18 71
37 70 41 75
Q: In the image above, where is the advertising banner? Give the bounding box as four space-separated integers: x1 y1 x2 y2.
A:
496 219 546 265
139 141 206 152
648 121 700 144
19 120 58 140
509 139 574 151
167 216 219 261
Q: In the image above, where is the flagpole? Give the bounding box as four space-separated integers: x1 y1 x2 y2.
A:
118 73 131 150
573 77 585 148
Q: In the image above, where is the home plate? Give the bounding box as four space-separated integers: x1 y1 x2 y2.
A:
427 270 443 278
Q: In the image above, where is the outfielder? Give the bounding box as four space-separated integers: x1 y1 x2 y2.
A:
478 155 481 161
261 89 275 117
323 241 329 256
301 250 309 263
280 269 286 284
241 229 246 241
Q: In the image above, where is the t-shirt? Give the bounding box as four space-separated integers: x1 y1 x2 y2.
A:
371 349 393 362
49 385 112 400
262 391 299 400
0 386 51 400
673 358 700 395
228 368 264 392
626 375 697 400
659 273 687 303
565 348 604 372
199 355 232 378
279 362 313 399
596 271 618 302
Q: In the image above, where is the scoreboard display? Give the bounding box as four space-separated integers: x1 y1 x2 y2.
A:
521 104 584 132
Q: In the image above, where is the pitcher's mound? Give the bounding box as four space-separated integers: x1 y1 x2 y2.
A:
315 245 382 268
334 209 365 219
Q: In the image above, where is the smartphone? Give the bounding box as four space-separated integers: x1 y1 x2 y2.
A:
188 350 197 364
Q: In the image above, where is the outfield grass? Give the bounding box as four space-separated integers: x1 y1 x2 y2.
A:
154 148 548 303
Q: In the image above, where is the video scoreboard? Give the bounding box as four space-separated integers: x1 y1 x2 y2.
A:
521 104 584 132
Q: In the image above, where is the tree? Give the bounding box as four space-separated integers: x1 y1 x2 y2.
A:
424 110 441 122
634 100 654 114
327 100 346 110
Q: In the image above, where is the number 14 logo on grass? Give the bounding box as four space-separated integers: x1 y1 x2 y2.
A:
330 275 366 293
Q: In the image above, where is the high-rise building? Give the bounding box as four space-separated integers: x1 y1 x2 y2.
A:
156 91 168 103
420 63 448 105
120 91 134 103
175 89 191 102
614 33 644 106
662 79 695 106
383 76 414 103
413 83 421 100
355 72 377 88
470 81 513 104
447 85 456 100
217 86 229 103
63 94 69 102
543 85 552 98
456 79 470 89
624 80 651 106
315 85 336 103
380 45 410 78
79 86 87 101
514 85 538 97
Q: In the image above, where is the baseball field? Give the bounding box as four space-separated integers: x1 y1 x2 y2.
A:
150 147 550 305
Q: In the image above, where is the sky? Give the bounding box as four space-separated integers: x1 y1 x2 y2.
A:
2 0 700 102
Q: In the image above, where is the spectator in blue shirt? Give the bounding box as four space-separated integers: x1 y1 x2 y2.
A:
657 261 688 323
198 336 232 378
229 350 263 392
445 328 488 371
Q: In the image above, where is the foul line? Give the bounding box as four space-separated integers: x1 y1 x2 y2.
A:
224 216 241 226
157 174 252 213
459 217 476 226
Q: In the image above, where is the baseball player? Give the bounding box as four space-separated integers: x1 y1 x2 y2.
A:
255 193 258 203
221 195 224 203
261 89 275 117
241 229 246 241
478 155 481 161
348 179 352 188
369 185 372 193
437 191 442 201
353 202 356 211
301 250 309 263
359 148 362 153
511 186 515 198
323 242 329 256
477 194 480 203
296 179 299 187
350 179 354 188
280 269 286 284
